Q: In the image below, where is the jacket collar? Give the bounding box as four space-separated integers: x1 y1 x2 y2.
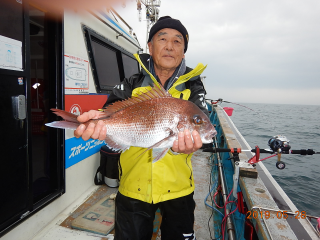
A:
133 53 207 90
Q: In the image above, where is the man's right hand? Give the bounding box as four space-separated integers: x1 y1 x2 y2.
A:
74 110 107 141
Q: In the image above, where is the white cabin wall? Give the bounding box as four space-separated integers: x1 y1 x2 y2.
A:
64 9 139 94
62 7 140 214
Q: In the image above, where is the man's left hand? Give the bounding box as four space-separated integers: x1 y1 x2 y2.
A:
171 129 203 154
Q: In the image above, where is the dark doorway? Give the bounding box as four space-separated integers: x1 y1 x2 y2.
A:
28 4 65 207
0 2 64 236
29 5 53 203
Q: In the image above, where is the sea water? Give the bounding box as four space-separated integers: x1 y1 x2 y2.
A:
223 102 320 225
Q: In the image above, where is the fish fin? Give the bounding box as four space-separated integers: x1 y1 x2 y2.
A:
50 108 79 123
45 121 79 130
177 122 188 132
134 130 177 161
102 85 171 114
147 131 177 150
104 135 129 152
152 148 170 163
153 83 171 97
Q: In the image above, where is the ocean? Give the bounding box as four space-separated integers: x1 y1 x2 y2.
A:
223 102 320 226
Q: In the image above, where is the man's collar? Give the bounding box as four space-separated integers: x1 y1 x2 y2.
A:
147 55 186 91
138 54 153 72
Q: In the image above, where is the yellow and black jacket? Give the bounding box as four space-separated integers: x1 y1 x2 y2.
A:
104 53 208 203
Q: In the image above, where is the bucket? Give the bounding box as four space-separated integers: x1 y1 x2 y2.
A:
100 145 120 188
104 177 119 188
223 107 234 116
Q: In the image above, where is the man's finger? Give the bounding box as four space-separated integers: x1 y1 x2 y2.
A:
184 129 194 151
177 131 185 152
82 122 95 141
171 139 179 152
77 112 90 123
192 130 203 150
77 110 102 123
74 124 86 138
99 125 107 141
91 120 104 139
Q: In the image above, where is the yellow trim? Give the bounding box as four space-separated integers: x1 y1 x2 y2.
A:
132 86 153 98
133 53 206 94
133 53 161 89
171 63 207 90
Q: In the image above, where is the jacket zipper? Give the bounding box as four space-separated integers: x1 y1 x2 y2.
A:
185 154 193 187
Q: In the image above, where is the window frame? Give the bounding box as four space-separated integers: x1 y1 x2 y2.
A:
82 25 140 94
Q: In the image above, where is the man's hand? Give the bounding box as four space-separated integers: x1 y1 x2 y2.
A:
74 110 107 141
171 129 202 154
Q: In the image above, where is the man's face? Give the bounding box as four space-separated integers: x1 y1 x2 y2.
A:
148 28 185 71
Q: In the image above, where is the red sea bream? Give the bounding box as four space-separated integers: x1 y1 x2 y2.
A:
46 85 217 162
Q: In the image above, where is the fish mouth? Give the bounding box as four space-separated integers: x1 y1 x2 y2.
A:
203 130 217 143
202 138 213 144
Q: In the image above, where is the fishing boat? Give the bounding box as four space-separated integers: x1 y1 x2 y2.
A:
1 1 319 240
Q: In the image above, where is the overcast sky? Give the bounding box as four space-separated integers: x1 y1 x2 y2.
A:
114 0 320 105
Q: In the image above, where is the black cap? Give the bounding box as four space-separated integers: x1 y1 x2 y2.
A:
147 16 189 53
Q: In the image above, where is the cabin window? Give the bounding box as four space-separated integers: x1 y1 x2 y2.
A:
83 25 140 93
91 39 121 89
122 52 140 79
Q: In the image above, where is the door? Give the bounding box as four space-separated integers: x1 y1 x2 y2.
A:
0 1 64 236
0 0 31 232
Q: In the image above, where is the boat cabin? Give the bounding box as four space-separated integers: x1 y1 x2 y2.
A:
0 1 140 239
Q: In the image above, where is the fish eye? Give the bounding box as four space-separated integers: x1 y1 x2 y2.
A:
193 115 203 125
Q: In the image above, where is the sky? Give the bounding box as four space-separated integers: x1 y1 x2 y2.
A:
113 0 320 105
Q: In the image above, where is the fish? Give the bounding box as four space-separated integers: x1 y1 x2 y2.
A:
46 85 217 162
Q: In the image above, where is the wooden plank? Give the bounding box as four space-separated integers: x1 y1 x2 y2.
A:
240 167 258 178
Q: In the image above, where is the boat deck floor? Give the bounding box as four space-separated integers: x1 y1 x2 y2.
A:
31 150 213 240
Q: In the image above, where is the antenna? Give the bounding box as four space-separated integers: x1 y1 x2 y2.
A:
137 0 161 53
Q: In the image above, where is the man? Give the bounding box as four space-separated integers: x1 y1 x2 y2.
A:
75 16 208 240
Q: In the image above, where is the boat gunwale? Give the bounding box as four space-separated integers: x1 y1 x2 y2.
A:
211 105 320 239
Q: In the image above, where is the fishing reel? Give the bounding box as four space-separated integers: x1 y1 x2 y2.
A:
267 135 290 169
248 135 291 170
268 135 291 153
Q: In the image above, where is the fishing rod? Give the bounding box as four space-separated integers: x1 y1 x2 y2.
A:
204 135 320 170
207 98 278 131
212 136 236 240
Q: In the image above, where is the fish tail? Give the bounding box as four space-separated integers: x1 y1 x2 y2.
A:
45 121 79 130
51 108 79 123
45 108 80 130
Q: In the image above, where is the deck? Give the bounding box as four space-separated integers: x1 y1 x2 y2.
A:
31 150 214 240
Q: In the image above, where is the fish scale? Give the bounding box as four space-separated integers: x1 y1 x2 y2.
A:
105 99 178 145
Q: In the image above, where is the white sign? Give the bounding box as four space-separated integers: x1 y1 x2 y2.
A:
0 35 23 71
64 54 89 92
